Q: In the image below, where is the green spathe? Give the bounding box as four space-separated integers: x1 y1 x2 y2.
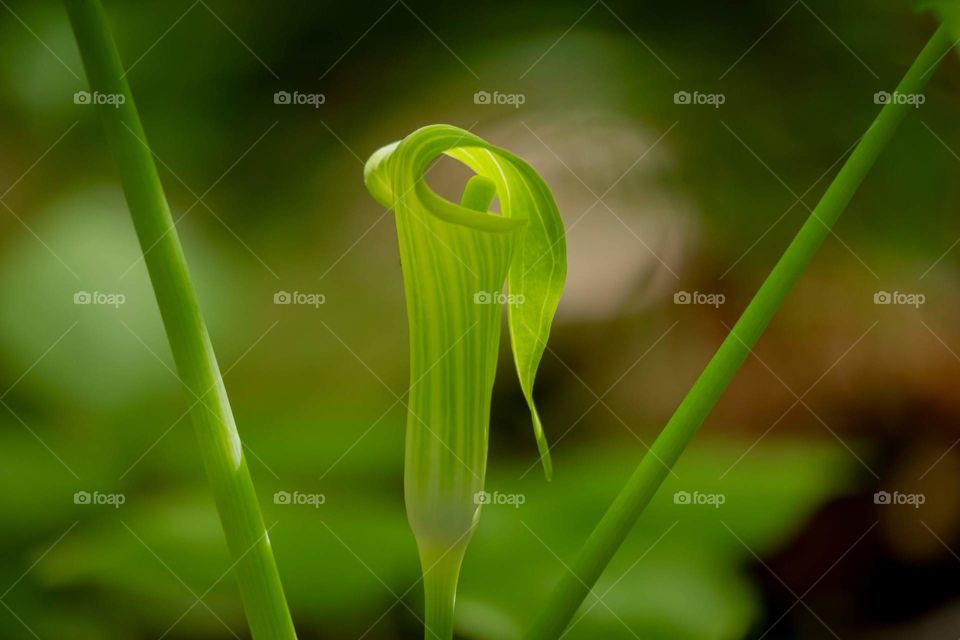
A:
364 125 566 639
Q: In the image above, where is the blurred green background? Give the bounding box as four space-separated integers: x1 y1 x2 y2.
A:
3 0 960 638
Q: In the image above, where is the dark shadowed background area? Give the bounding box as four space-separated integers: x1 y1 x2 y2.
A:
2 0 960 638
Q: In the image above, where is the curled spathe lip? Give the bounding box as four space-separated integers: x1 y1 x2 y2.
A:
366 125 526 232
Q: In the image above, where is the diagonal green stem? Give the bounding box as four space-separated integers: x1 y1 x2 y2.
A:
527 26 953 639
63 1 297 638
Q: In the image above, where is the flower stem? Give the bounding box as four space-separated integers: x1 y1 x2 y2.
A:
526 25 954 639
63 1 297 638
421 542 469 640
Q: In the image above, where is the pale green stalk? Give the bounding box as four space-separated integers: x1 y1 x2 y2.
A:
63 1 296 638
527 26 954 639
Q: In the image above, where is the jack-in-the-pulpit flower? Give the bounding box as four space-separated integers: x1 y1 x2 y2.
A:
364 125 566 639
